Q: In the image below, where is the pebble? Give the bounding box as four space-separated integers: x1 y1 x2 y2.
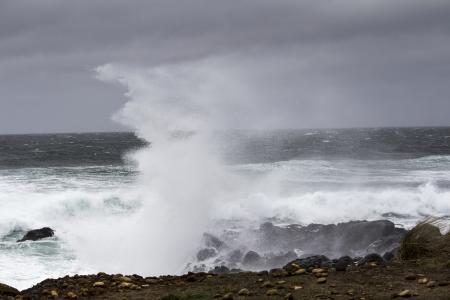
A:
397 290 412 297
291 263 301 269
426 281 436 288
312 268 325 274
293 285 303 290
277 280 287 284
417 278 428 284
262 281 274 288
119 276 132 282
257 278 264 282
294 268 306 275
316 277 327 284
266 289 279 296
67 291 77 299
222 292 234 299
50 290 58 298
92 281 105 287
118 282 132 289
238 288 250 296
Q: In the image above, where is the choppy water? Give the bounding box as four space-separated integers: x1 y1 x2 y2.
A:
1 128 450 289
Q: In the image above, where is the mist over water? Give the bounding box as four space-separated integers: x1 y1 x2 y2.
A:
1 62 450 289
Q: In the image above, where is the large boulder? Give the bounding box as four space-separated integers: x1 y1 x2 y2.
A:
0 282 19 297
399 223 449 264
17 227 54 242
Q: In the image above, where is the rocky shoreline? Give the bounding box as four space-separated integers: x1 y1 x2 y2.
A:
189 220 406 273
1 221 449 299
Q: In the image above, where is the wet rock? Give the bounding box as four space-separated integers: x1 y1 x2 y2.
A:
203 233 226 250
357 253 385 266
335 256 352 271
67 291 78 299
242 251 262 267
17 227 54 242
426 281 436 288
0 283 19 297
257 220 405 257
266 251 297 269
405 273 416 280
209 265 230 274
197 248 217 261
284 255 330 270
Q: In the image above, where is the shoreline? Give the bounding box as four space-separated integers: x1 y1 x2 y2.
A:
2 222 449 299
3 256 449 299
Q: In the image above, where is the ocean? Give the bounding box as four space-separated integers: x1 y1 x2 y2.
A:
1 128 450 289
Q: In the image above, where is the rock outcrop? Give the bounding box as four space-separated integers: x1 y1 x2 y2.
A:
17 227 54 242
192 220 406 272
0 282 19 297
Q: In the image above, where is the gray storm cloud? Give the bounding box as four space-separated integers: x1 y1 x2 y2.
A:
1 0 450 133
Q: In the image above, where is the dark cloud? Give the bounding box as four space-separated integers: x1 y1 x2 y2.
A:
1 0 450 133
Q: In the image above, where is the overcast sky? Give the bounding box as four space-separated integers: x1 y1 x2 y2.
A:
1 0 450 134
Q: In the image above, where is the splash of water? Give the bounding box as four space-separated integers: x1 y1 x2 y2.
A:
62 61 236 275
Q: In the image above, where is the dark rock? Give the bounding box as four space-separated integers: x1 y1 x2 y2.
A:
203 233 225 250
399 223 442 260
197 248 217 261
383 251 395 261
0 282 19 297
17 227 54 242
253 220 406 259
209 265 230 274
242 251 262 267
284 255 330 270
335 256 353 271
357 253 385 266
